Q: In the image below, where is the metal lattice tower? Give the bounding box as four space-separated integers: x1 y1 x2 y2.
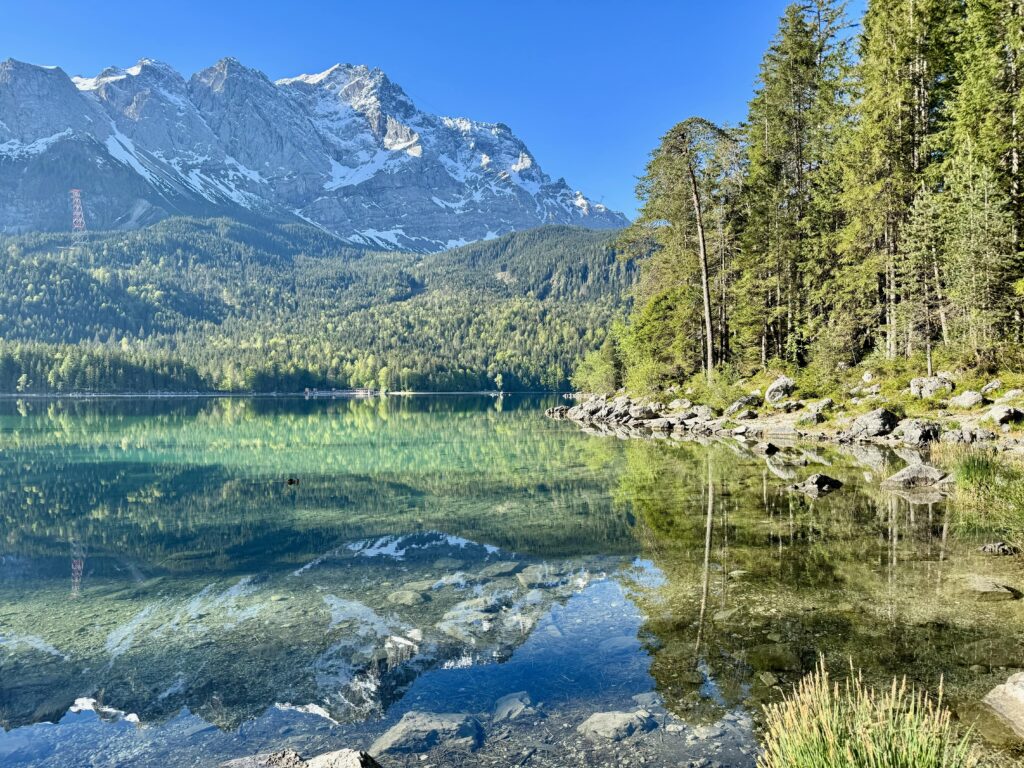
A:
69 188 86 246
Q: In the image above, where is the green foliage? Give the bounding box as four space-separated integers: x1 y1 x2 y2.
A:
585 0 1024 395
0 220 634 392
759 662 976 768
942 446 1024 548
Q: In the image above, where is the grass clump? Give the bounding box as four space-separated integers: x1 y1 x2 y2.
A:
759 661 975 768
936 446 1024 548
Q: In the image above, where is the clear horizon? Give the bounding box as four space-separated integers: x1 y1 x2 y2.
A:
0 0 864 219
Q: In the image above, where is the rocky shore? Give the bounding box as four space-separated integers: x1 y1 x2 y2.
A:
547 374 1024 458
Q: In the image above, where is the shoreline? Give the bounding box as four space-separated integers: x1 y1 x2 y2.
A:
548 378 1024 454
0 389 560 401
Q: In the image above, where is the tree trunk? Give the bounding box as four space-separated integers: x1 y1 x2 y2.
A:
687 161 715 374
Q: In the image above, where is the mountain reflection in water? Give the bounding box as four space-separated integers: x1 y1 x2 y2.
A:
0 396 1021 766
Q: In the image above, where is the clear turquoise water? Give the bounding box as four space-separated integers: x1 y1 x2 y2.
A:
0 396 1021 765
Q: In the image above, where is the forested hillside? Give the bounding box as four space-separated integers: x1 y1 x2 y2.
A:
0 220 632 392
576 0 1024 394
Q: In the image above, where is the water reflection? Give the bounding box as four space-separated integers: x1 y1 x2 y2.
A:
0 397 1021 765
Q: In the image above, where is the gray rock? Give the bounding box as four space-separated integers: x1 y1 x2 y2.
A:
221 751 308 768
909 375 955 399
725 394 761 416
692 404 717 422
998 389 1024 402
983 673 1024 739
577 710 656 742
307 752 382 768
797 411 825 426
896 419 940 447
980 542 1021 556
370 712 484 754
808 397 834 415
950 391 985 409
765 376 796 404
982 379 1004 396
667 398 693 412
789 473 843 498
492 691 533 722
987 405 1024 425
847 408 899 439
478 560 521 578
753 441 780 456
880 464 947 490
387 590 427 607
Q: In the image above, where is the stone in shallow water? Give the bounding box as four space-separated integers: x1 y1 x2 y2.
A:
479 560 522 578
370 711 484 754
493 691 533 722
880 464 946 490
955 575 1022 602
386 590 427 607
747 643 801 672
983 673 1024 740
789 473 843 498
577 710 657 741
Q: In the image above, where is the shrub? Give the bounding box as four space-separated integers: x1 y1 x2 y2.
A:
759 661 975 768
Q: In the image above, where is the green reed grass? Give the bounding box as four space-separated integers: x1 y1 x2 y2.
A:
758 661 975 768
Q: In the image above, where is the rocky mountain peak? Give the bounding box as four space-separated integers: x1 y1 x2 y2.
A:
0 56 628 249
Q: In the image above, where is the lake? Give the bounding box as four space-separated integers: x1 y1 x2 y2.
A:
0 395 1021 766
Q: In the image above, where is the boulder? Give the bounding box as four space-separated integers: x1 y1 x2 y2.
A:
797 411 825 426
308 752 382 768
370 712 484 754
517 564 557 588
765 376 796 404
221 752 308 768
478 560 521 578
628 403 658 421
979 542 1021 556
789 474 843 498
734 409 758 420
692 404 717 422
753 442 780 456
492 691 533 722
950 391 985 409
982 379 1004 396
998 389 1024 403
725 393 762 416
772 400 803 413
847 408 900 439
667 398 692 412
880 464 946 490
910 375 955 399
808 398 834 415
983 673 1024 740
987 405 1024 425
387 590 427 607
896 419 940 447
577 710 656 742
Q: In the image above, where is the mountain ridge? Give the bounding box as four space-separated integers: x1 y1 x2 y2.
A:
0 56 627 251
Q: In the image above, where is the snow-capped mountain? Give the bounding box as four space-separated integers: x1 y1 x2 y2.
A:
0 57 626 251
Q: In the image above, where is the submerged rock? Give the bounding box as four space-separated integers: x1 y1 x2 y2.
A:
747 643 801 672
577 710 656 741
370 711 484 754
387 590 428 607
492 691 533 722
307 752 382 768
789 474 843 498
955 575 1022 602
984 673 1024 740
880 464 947 490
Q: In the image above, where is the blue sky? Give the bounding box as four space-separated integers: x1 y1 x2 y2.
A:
0 1 864 218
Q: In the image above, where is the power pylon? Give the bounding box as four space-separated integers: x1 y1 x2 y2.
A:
69 188 86 246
